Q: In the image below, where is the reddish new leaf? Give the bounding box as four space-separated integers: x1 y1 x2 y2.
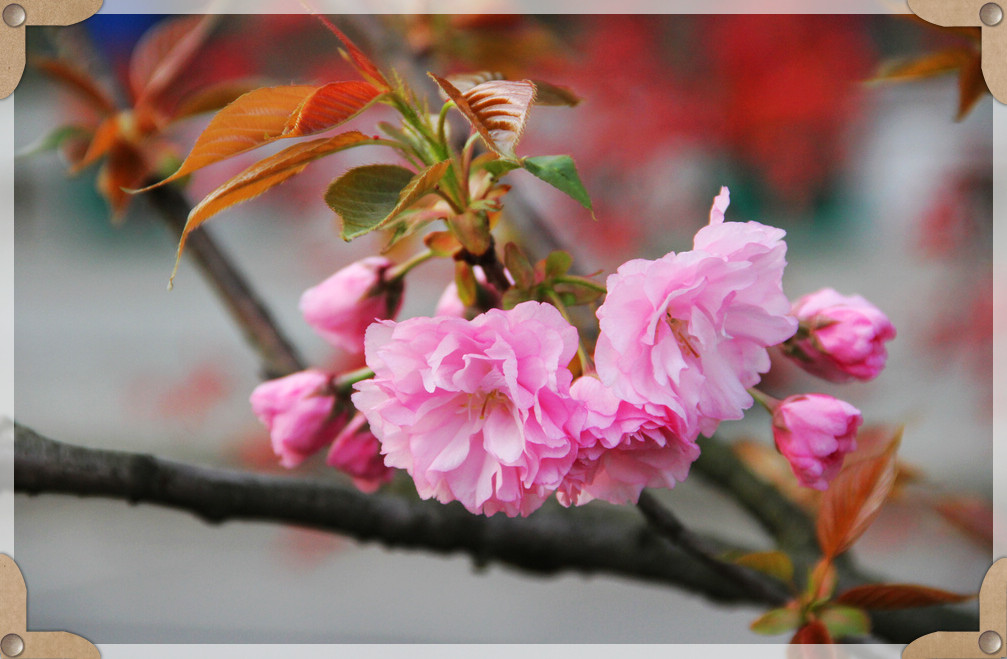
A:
281 81 381 137
934 494 994 547
98 142 148 221
816 430 901 560
791 620 833 644
143 85 317 188
313 15 389 90
130 15 217 107
172 80 263 121
70 116 120 174
431 74 536 158
170 131 374 286
34 57 117 115
872 49 967 83
956 52 988 121
836 584 974 610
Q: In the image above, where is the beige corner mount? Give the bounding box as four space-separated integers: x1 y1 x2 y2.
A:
0 0 103 99
0 554 101 659
903 558 1007 659
908 0 1007 104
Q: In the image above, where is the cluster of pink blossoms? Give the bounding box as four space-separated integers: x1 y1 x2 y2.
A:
251 187 896 512
250 257 403 491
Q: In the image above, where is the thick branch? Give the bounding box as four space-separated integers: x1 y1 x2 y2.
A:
14 424 978 643
146 184 306 380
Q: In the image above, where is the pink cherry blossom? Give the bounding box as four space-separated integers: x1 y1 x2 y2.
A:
250 369 343 468
352 301 583 517
772 393 862 490
558 377 700 507
300 256 403 354
594 187 797 438
326 413 394 493
787 288 896 382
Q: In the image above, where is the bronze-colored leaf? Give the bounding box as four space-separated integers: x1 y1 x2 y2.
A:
444 71 505 94
314 15 390 90
69 115 119 174
790 620 833 645
732 551 794 586
530 79 580 106
33 57 117 115
956 52 988 121
142 85 318 188
872 49 968 83
97 142 148 221
816 429 901 560
934 494 993 547
431 74 536 158
806 559 838 603
173 80 263 121
281 81 382 137
835 584 974 610
168 131 373 287
185 131 373 231
130 15 217 107
424 230 461 257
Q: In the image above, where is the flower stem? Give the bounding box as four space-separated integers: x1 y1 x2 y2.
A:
334 367 375 395
748 388 779 412
388 249 436 281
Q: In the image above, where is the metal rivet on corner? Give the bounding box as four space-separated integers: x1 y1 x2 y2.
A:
0 633 24 657
979 630 1004 655
981 2 1004 26
1 3 24 28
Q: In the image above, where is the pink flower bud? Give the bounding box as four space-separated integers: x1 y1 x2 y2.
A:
326 413 394 493
250 370 344 468
433 266 504 319
772 393 862 490
787 288 896 383
300 257 404 354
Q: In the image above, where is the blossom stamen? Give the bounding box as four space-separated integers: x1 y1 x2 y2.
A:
665 313 700 359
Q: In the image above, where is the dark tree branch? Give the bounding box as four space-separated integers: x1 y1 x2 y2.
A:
146 184 306 380
692 433 819 555
637 491 790 607
14 423 978 644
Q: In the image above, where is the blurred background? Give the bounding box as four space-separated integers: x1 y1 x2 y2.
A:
12 13 993 642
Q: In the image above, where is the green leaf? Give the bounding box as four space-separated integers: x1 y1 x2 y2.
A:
501 288 532 310
553 280 605 306
750 607 802 636
522 155 593 213
455 261 477 307
504 243 536 290
326 164 416 241
448 211 492 256
16 125 90 159
817 605 871 640
482 159 522 178
376 160 451 231
543 250 573 279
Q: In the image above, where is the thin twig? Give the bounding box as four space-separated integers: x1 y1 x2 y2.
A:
146 184 306 380
636 490 790 607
